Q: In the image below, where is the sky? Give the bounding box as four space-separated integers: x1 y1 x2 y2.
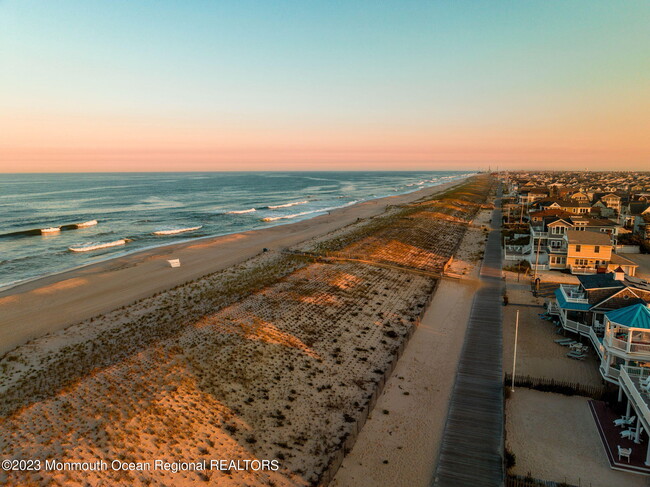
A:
1 0 649 172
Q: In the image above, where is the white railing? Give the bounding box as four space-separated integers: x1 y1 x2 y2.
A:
619 367 650 432
600 364 621 382
623 365 650 379
606 334 629 351
530 263 549 271
547 245 567 254
589 327 605 359
559 284 588 303
504 243 532 255
563 319 591 336
547 301 560 315
570 265 598 275
631 343 650 355
530 227 548 238
605 335 650 357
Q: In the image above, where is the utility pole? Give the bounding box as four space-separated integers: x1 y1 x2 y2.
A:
533 231 542 281
511 310 519 392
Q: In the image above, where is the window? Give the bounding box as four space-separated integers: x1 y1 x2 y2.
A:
594 246 600 253
575 244 581 252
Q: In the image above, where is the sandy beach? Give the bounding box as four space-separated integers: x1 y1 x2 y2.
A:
0 179 465 357
331 202 493 487
0 175 493 486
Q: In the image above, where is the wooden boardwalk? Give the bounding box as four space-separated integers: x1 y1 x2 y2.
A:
432 185 505 487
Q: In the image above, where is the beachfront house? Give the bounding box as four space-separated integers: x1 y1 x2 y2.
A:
565 230 612 275
525 212 634 274
552 272 650 367
589 303 650 471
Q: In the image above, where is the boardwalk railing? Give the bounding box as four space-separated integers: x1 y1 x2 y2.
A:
505 374 606 399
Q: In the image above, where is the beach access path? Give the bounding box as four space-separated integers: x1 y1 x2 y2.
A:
332 196 495 487
432 185 504 487
330 277 481 487
0 179 465 357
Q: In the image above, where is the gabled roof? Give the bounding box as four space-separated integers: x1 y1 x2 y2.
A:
547 217 572 226
606 304 650 329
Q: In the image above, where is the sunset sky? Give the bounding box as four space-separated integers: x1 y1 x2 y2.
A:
1 1 649 172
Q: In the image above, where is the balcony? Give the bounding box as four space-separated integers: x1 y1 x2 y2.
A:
559 284 588 303
530 226 548 238
569 265 598 275
604 334 650 357
547 245 567 254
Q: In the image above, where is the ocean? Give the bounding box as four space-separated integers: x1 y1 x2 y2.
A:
0 171 473 289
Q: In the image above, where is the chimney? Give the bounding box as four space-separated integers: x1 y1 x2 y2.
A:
613 266 625 281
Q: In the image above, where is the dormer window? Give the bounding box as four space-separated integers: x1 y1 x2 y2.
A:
576 244 581 252
595 246 600 253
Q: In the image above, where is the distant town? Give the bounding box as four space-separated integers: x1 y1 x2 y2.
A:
501 171 650 275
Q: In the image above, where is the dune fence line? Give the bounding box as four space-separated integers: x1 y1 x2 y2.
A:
504 373 606 400
506 474 584 487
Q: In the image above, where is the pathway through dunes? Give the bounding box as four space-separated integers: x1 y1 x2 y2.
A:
432 184 505 487
0 176 494 487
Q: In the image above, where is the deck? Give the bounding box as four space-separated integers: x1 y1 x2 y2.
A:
432 183 505 487
589 400 650 475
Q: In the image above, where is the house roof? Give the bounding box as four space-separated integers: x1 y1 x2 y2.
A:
547 218 572 226
582 218 615 227
610 253 639 268
566 229 611 245
554 288 592 311
577 273 625 290
623 275 650 292
520 187 549 194
529 209 573 219
606 304 650 329
542 199 589 208
629 202 650 216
